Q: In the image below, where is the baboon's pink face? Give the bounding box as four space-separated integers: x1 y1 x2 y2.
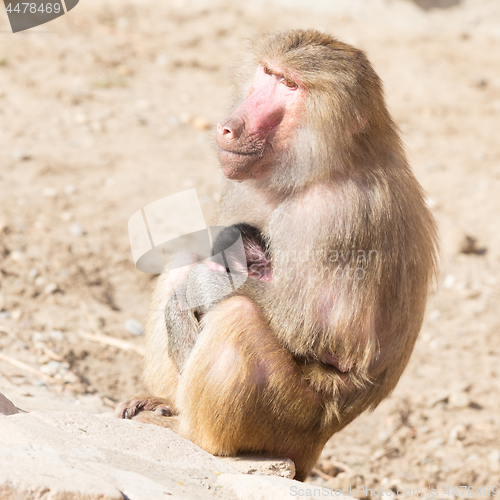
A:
216 65 304 181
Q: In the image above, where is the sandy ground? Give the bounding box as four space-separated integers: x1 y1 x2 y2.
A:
0 0 499 494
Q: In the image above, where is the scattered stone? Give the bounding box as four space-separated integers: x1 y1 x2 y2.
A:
488 450 500 468
43 283 58 295
430 391 449 407
449 423 467 441
39 360 69 377
69 223 85 236
28 268 39 281
10 250 25 262
11 310 22 320
34 276 47 287
124 319 145 336
12 150 31 161
449 392 470 409
455 233 486 255
41 187 57 198
0 311 11 319
64 185 76 195
74 112 88 125
0 392 18 415
156 53 170 67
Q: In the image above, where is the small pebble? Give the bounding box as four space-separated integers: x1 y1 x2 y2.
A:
0 311 11 319
74 112 88 125
449 392 470 409
40 360 68 376
43 283 58 294
488 449 500 461
449 423 467 441
42 187 57 198
35 276 47 287
69 223 85 236
64 185 76 195
10 250 25 262
124 318 145 336
155 54 170 67
11 310 21 320
12 150 31 161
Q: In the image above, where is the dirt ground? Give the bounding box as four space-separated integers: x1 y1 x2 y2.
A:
0 0 499 495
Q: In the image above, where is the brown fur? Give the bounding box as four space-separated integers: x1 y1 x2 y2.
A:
116 30 438 481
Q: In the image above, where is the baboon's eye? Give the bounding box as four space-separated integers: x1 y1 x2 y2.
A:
280 76 298 89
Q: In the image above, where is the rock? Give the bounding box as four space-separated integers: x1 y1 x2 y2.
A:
124 318 145 336
155 54 170 67
10 250 25 262
39 360 69 377
43 283 58 295
0 411 317 500
449 392 470 409
69 222 85 236
64 184 77 195
449 424 467 441
11 310 21 320
41 187 57 198
220 455 295 479
12 150 31 161
28 268 39 280
488 449 500 465
0 392 18 415
34 276 47 287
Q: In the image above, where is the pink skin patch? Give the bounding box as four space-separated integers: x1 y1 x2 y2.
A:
216 65 304 181
319 353 354 373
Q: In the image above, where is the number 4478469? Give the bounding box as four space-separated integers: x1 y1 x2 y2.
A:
5 3 61 14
